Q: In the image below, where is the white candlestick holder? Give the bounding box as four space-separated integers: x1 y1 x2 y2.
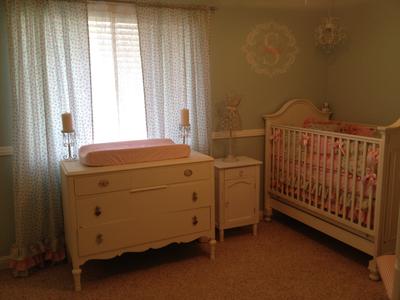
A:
179 124 191 145
62 130 77 160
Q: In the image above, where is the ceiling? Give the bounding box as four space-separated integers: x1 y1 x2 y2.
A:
213 0 373 9
154 0 372 10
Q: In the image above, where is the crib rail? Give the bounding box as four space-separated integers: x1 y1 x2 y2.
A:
269 124 383 236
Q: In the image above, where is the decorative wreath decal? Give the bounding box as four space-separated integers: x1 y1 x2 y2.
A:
242 22 299 77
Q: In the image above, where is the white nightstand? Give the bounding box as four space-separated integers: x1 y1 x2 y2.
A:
214 156 262 241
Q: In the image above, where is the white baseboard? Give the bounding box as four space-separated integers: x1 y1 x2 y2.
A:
0 255 10 270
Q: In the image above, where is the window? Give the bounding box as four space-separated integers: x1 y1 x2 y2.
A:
88 3 147 143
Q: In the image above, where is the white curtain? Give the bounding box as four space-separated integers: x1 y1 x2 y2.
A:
6 0 92 275
136 6 212 153
88 2 147 143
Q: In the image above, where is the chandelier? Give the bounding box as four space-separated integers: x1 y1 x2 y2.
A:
315 16 346 53
315 0 346 54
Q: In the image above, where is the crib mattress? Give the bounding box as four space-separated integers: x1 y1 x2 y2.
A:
79 139 191 166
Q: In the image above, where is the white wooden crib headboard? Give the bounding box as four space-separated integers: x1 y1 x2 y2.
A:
263 98 331 127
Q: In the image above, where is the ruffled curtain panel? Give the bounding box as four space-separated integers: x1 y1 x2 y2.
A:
6 0 93 275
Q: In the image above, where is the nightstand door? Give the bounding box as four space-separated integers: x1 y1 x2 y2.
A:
224 177 256 226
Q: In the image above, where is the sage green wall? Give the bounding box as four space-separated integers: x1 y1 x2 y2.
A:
327 0 400 125
210 6 327 160
0 2 15 257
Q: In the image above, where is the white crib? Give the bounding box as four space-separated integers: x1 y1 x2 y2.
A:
263 99 400 279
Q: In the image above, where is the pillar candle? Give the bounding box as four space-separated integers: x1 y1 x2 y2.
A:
62 112 74 132
180 108 189 126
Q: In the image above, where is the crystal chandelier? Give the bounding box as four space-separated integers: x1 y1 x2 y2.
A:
315 1 346 53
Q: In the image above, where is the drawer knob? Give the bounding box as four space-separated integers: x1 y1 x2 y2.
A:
192 216 198 226
239 170 244 177
192 192 198 202
184 169 193 177
94 206 102 217
96 234 103 244
98 179 109 187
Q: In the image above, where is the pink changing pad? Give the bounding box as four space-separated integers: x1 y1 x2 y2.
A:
79 139 191 167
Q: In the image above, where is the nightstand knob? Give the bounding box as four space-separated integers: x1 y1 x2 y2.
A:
192 192 198 202
96 234 103 244
184 169 193 177
94 206 102 217
192 216 198 226
98 179 109 187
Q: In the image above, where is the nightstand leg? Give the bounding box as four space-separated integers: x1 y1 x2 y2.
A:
209 239 217 260
252 223 258 236
72 267 82 291
219 228 224 242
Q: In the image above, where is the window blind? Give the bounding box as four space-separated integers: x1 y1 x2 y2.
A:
88 2 147 143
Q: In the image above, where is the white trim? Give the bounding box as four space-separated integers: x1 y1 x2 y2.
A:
0 146 13 157
0 255 10 270
212 128 265 140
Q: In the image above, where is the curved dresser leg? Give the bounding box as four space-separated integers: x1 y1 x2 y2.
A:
209 239 217 260
368 258 380 281
72 268 82 291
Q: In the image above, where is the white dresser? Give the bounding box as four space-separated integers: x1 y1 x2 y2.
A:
61 151 216 291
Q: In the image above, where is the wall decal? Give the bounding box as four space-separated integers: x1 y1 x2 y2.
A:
242 22 299 77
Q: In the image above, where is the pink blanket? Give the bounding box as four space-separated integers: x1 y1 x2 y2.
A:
79 139 191 166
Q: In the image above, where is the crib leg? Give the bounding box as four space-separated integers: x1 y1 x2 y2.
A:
264 195 273 222
368 258 380 281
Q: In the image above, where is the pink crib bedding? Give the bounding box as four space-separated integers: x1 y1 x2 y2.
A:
79 139 191 167
270 128 380 229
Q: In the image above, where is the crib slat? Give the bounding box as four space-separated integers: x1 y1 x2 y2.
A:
322 136 328 210
291 130 296 201
271 127 276 192
359 142 367 226
278 128 282 193
343 139 350 220
367 143 376 229
316 134 321 209
335 138 342 218
329 138 335 214
308 134 314 207
350 141 359 223
297 131 302 201
283 129 288 195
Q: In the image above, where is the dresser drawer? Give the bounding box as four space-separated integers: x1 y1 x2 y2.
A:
130 162 212 188
74 171 131 196
224 166 255 180
76 180 213 227
78 207 211 256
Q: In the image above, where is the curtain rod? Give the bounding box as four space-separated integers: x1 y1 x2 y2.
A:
87 0 217 11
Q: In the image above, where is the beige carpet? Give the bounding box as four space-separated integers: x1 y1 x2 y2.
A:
0 214 388 300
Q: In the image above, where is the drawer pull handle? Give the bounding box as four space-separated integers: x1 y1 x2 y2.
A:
96 234 103 244
192 216 198 226
98 179 109 187
239 170 244 176
94 206 102 217
184 169 193 177
192 192 198 202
